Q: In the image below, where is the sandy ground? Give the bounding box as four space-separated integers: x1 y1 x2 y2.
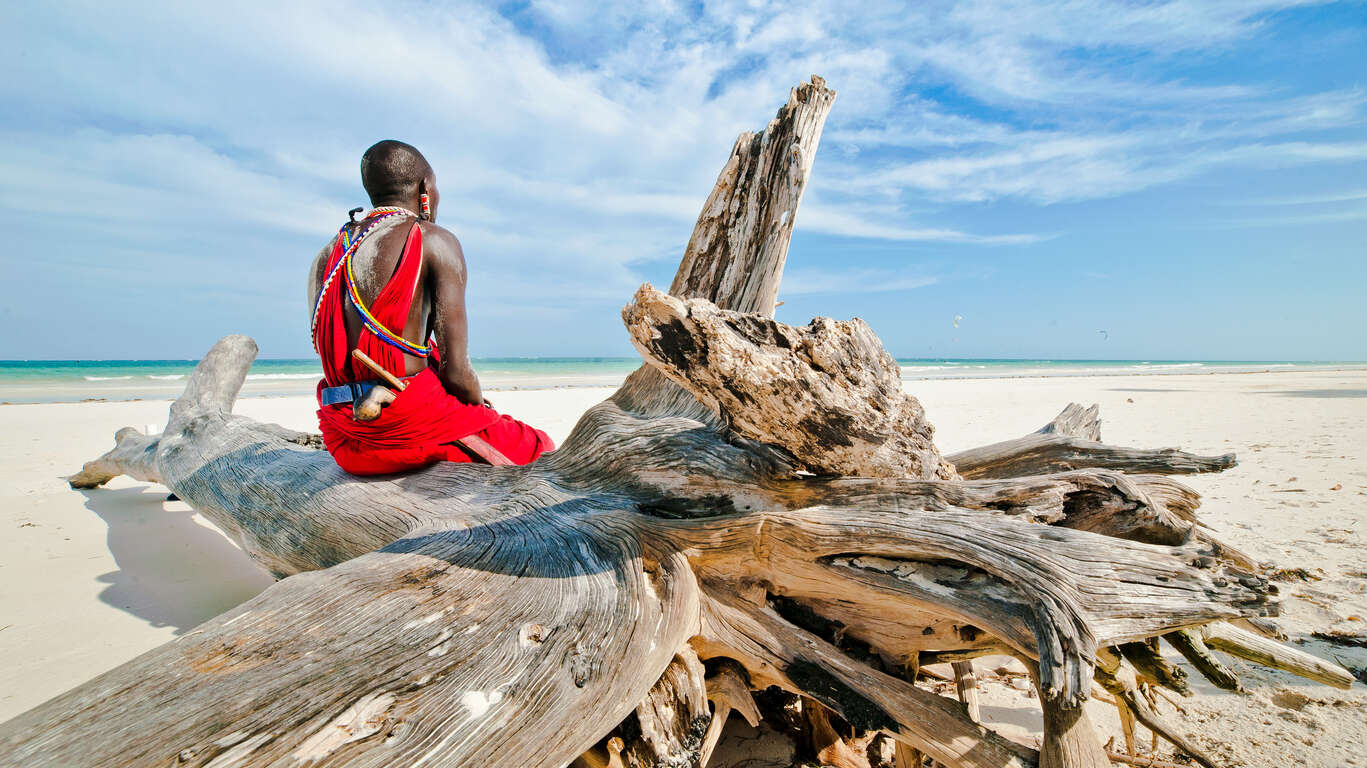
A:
2 370 1364 765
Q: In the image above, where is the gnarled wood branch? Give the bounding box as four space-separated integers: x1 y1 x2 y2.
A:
947 405 1236 480
68 426 160 488
1196 622 1354 689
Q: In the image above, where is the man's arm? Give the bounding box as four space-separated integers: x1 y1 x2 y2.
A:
306 240 333 327
425 226 484 405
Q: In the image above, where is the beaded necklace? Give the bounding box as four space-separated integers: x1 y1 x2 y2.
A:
311 207 431 358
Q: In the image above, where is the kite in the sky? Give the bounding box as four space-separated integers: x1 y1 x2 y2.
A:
1099 330 1109 340
953 315 962 328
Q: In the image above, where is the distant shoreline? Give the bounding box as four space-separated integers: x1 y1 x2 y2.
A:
3 361 1365 405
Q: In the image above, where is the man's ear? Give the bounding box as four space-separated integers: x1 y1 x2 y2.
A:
418 179 433 221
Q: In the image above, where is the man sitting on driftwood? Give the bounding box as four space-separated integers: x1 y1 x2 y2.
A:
308 140 553 474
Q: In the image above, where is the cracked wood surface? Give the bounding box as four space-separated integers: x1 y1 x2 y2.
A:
624 285 953 480
669 76 835 317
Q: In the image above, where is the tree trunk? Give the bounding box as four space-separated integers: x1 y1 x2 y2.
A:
2 76 1351 768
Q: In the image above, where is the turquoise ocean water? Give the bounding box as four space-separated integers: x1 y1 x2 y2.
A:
1 358 1364 404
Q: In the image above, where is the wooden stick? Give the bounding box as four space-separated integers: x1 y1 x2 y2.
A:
1095 662 1218 768
1115 698 1137 758
1164 629 1241 691
1199 622 1354 689
458 434 516 466
1150 688 1187 716
352 349 408 391
1117 641 1189 694
892 741 923 768
1105 750 1191 767
351 349 515 466
951 661 981 723
697 701 732 768
917 647 1009 665
699 663 757 768
1026 659 1110 768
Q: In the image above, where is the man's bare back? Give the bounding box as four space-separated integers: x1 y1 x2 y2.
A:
307 142 483 405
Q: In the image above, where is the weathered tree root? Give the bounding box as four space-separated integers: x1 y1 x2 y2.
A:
946 405 1237 480
1117 641 1190 695
1196 622 1354 689
1165 629 1241 692
696 661 757 767
4 76 1352 768
68 426 160 488
1095 650 1217 768
697 588 1038 768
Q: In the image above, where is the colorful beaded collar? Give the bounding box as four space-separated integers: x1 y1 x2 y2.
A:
311 208 431 359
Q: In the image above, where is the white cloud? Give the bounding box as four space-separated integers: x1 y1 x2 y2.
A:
0 130 344 238
1217 203 1367 227
799 203 1044 244
1243 188 1367 206
781 268 939 296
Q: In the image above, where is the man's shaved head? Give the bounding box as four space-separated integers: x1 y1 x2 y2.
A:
360 140 433 205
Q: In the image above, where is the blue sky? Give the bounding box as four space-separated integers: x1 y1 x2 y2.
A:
2 0 1364 361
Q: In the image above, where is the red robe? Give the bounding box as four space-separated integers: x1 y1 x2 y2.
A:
312 219 553 475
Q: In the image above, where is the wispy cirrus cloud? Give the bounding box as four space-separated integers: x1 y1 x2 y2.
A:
1219 204 1367 227
799 203 1048 244
1243 189 1367 206
829 132 1367 205
780 268 938 296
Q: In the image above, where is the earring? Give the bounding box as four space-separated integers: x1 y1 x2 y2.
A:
419 193 431 220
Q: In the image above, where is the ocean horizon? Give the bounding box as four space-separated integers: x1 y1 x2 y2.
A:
1 357 1365 404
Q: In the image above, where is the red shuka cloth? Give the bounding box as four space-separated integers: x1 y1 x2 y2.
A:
313 220 553 475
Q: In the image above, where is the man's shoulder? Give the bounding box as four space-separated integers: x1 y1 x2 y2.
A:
311 233 339 271
418 221 461 247
417 222 464 265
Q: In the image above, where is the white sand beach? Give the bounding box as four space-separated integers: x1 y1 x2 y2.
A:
2 369 1364 766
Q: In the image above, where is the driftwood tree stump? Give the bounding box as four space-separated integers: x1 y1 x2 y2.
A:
5 76 1352 768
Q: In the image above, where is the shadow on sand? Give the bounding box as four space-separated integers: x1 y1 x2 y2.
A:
1266 389 1367 399
75 486 275 634
978 702 1045 735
